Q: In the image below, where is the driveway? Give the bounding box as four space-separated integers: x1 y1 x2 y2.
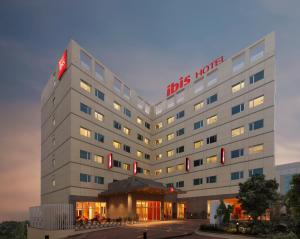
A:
70 220 224 239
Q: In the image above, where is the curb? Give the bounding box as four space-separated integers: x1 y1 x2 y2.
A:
194 229 259 239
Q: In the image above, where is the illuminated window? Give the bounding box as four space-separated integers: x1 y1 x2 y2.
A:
144 137 149 144
156 154 162 160
207 155 217 164
207 115 218 125
249 144 264 154
137 151 143 158
167 133 174 141
194 101 204 111
167 150 174 157
231 126 245 137
249 95 264 108
156 122 163 130
113 102 121 111
176 164 184 171
94 155 103 164
143 169 150 175
194 140 203 149
232 53 245 73
155 138 162 145
113 141 121 149
80 127 91 138
232 81 245 93
123 163 130 171
166 166 175 174
123 127 130 135
80 80 91 93
167 116 175 124
137 117 142 124
155 169 162 176
94 111 104 122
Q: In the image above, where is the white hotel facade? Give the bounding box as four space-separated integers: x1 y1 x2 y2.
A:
40 32 276 221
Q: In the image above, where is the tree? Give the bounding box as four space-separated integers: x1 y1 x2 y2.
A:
215 200 233 225
238 174 279 224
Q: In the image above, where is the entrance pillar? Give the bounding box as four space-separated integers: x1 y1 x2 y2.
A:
128 193 133 217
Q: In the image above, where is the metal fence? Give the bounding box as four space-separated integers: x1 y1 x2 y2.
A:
29 204 74 230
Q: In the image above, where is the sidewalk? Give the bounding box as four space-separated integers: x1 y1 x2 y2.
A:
195 230 259 239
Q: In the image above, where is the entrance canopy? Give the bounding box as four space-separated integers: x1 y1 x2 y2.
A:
99 176 184 197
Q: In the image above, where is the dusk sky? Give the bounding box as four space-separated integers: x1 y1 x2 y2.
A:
1 0 300 222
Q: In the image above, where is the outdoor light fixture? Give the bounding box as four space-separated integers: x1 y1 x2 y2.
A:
221 147 225 165
108 153 113 169
185 157 190 171
133 161 137 175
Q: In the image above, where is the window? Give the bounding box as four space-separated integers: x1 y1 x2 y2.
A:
167 116 175 124
145 122 151 129
144 104 150 115
156 154 162 160
232 81 245 93
155 169 162 176
144 137 149 145
95 89 105 101
193 178 203 185
113 141 121 149
250 41 264 63
207 94 218 105
123 85 131 99
249 119 264 131
137 117 142 124
113 78 122 93
166 166 175 174
145 153 150 160
167 150 174 157
194 140 203 149
206 176 217 184
194 80 204 94
123 163 130 171
176 181 184 188
143 169 150 175
207 71 218 87
176 110 185 119
94 111 104 122
155 102 164 115
249 95 264 108
124 108 131 117
231 171 244 180
166 183 174 188
232 53 245 73
155 138 162 145
232 103 244 115
52 116 56 126
137 167 143 174
249 144 264 154
113 102 121 111
167 96 175 108
95 176 104 184
207 115 218 125
80 80 91 93
95 63 105 81
176 91 184 104
176 146 184 154
231 126 244 137
167 133 174 141
249 168 263 177
194 101 204 111
194 159 203 167
137 151 143 158
80 103 91 115
206 135 217 144
113 120 122 130
80 127 91 138
176 164 184 171
123 127 130 135
176 128 185 136
80 173 91 183
194 120 204 130
52 178 56 187
137 98 144 110
94 132 104 142
250 70 264 84
80 150 91 160
113 160 121 168
231 149 244 159
94 155 103 164
156 122 163 130
123 144 131 153
137 134 143 141
207 155 217 164
80 51 92 71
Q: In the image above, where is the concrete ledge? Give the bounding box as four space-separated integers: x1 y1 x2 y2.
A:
195 230 259 239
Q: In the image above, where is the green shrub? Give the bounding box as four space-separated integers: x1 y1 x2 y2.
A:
199 224 224 232
271 232 298 239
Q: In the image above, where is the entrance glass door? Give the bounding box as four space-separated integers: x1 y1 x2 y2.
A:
177 203 185 219
136 200 161 221
164 202 172 220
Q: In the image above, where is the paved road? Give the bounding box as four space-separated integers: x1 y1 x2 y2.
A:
70 220 224 239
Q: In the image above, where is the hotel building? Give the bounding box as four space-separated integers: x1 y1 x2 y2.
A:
41 32 276 221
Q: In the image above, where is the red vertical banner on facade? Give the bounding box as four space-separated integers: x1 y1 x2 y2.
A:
57 50 67 80
221 147 225 165
185 157 190 171
133 161 137 175
108 153 113 169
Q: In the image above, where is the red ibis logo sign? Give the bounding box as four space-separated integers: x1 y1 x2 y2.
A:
57 50 67 80
166 56 224 97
